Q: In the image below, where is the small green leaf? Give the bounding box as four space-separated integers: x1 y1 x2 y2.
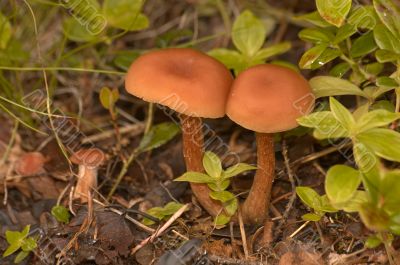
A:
208 48 244 71
203 151 222 179
357 128 400 162
3 243 21 258
325 165 361 205
365 235 382 248
302 213 322 221
208 179 230 192
5 231 22 245
329 62 351 78
21 237 37 252
333 24 357 44
373 0 400 41
320 195 339 212
350 31 377 58
174 172 215 183
375 49 400 63
214 214 231 226
113 50 141 71
103 0 149 31
20 226 30 239
309 76 366 98
14 250 29 264
341 191 368 212
381 170 400 212
329 97 355 131
298 28 334 44
209 191 235 203
297 111 348 139
373 24 400 54
376 77 399 87
51 205 71 224
253 42 291 61
299 44 328 69
316 0 352 27
0 12 11 49
143 202 185 225
296 187 322 210
138 122 180 152
348 5 379 30
310 48 341 69
62 17 100 42
356 109 400 133
99 87 119 110
232 10 266 56
223 163 257 179
295 11 332 27
225 198 238 216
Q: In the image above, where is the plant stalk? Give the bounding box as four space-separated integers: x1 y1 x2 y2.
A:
242 132 275 225
179 114 224 217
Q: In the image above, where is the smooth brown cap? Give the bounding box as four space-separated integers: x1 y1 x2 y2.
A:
70 148 105 167
125 48 233 118
226 64 315 133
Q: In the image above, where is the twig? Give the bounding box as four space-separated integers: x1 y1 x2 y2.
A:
289 221 310 238
81 123 144 144
238 208 249 259
131 203 190 254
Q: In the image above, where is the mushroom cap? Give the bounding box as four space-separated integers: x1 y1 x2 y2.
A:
70 148 106 167
125 48 233 118
15 152 46 176
226 64 315 133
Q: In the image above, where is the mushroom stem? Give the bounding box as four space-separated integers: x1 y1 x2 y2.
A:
179 114 224 217
75 165 98 202
242 132 275 225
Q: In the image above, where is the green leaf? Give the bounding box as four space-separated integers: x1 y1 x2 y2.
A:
232 10 266 56
103 0 149 31
3 243 21 258
5 231 22 245
298 28 335 44
320 195 339 212
20 226 29 239
21 238 37 252
302 213 322 221
174 172 215 183
357 128 400 162
325 165 361 205
365 62 384 76
161 202 185 215
208 49 244 71
310 48 341 69
14 251 29 264
381 170 400 212
309 76 366 98
113 50 141 71
223 163 257 179
138 122 180 152
143 202 184 225
210 191 235 203
316 0 352 27
99 87 119 110
214 214 231 226
334 24 357 44
373 0 400 41
355 109 400 133
329 62 351 78
341 191 369 212
253 42 291 61
51 205 71 224
297 111 349 139
203 151 222 179
299 44 328 69
365 235 382 248
329 97 355 131
375 49 400 62
62 17 99 42
350 31 377 58
0 12 11 49
295 11 332 27
208 179 230 192
296 186 322 210
225 198 238 216
373 24 400 54
348 5 379 30
376 77 399 87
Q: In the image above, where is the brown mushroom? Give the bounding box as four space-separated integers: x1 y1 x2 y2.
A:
70 148 106 202
125 48 233 217
226 64 315 224
15 152 47 176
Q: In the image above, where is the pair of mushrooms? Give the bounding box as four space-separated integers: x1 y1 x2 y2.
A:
125 48 314 225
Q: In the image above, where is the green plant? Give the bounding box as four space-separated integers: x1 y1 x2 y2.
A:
175 151 256 226
209 10 292 75
142 202 185 225
51 205 71 224
2 225 38 263
295 0 400 262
